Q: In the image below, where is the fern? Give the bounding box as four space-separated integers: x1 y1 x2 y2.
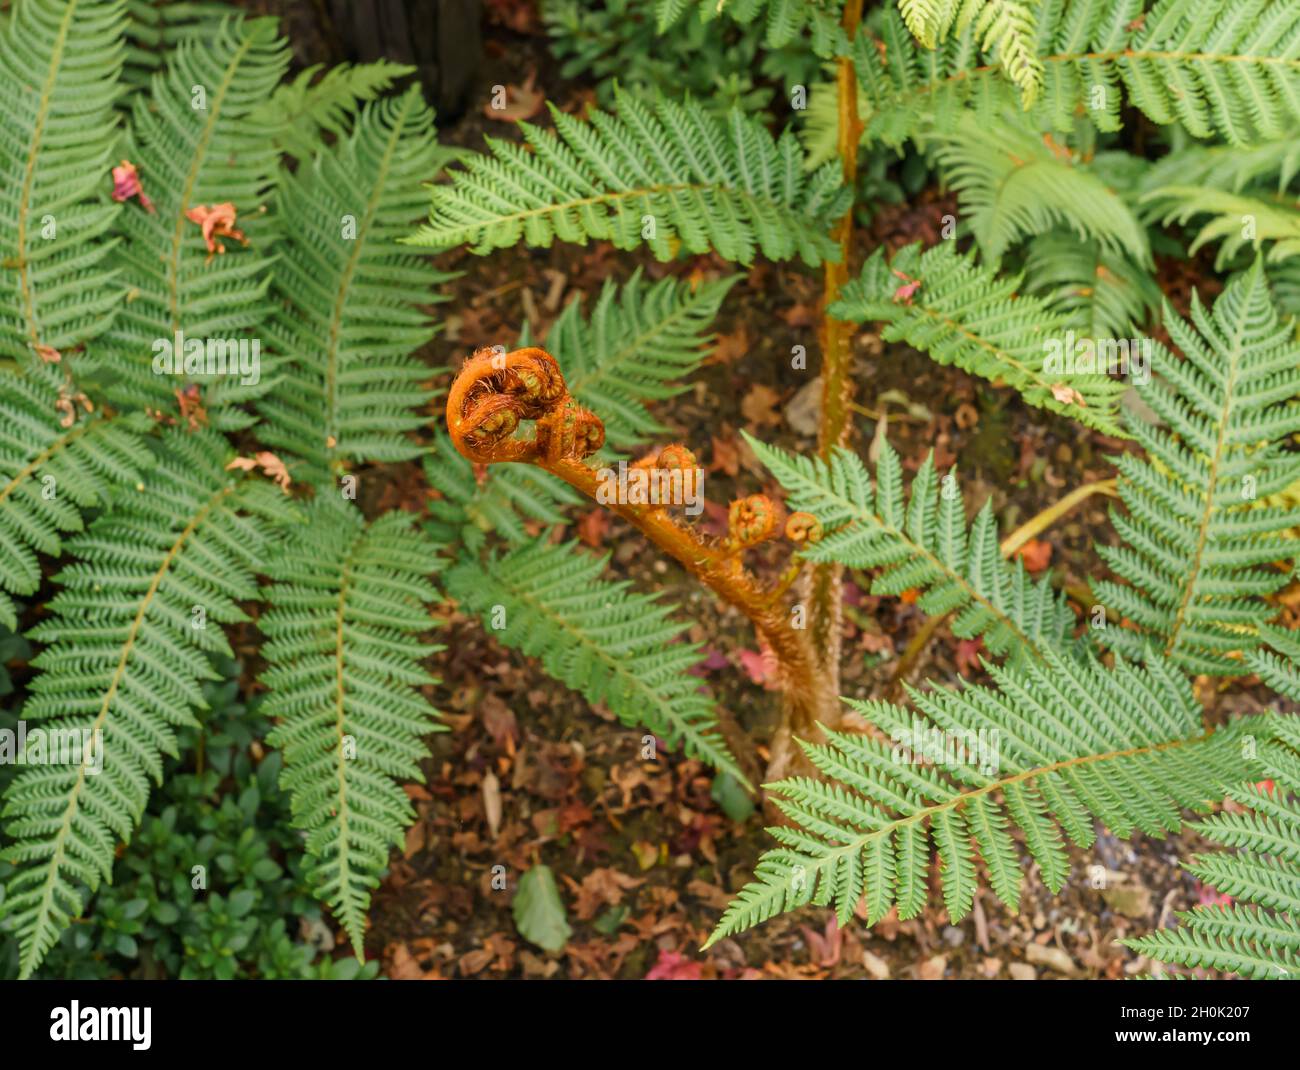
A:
406 86 850 266
257 87 451 478
854 1 1300 149
91 14 289 424
745 434 1076 665
901 0 1045 106
654 0 848 56
830 242 1130 435
0 0 127 367
122 0 235 90
260 496 443 955
1124 718 1300 978
423 436 581 553
0 430 296 978
1024 232 1161 337
931 113 1150 265
1093 261 1300 674
1247 625 1300 702
707 646 1261 943
543 269 738 449
445 536 748 785
248 59 418 161
0 366 152 631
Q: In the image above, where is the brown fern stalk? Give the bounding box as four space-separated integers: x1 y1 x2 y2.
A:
446 346 841 780
797 0 867 772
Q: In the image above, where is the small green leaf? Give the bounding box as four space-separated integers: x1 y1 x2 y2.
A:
711 772 756 822
513 865 572 953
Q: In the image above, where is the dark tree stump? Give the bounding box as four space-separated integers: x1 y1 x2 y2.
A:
324 0 483 119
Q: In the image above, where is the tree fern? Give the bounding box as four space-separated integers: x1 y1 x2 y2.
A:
248 59 419 161
901 0 1045 106
92 14 289 424
260 496 444 955
0 366 152 631
830 242 1130 435
1124 718 1300 978
122 0 235 90
0 430 296 978
1024 232 1161 337
423 435 580 553
257 87 451 479
707 647 1263 944
745 434 1076 665
1093 261 1300 674
445 536 748 784
0 0 127 367
853 1 1300 149
405 86 850 266
931 113 1150 265
1247 625 1300 702
654 0 848 56
542 269 738 450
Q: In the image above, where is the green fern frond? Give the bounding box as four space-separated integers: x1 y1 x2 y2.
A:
92 14 289 425
0 429 297 978
405 86 850 266
902 0 1044 106
1125 726 1300 978
854 1 1300 149
0 0 127 366
745 433 1076 665
260 496 443 956
257 87 450 478
932 113 1149 264
1143 187 1300 268
707 646 1260 945
0 366 153 631
423 435 581 552
543 269 738 449
830 242 1130 434
1024 232 1161 337
122 0 236 89
1247 625 1300 701
654 0 848 56
1093 260 1300 674
248 59 418 160
445 536 748 785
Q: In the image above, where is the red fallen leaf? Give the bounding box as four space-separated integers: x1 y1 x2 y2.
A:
689 647 730 677
32 344 61 363
184 202 248 261
738 643 780 688
800 915 843 968
1255 779 1277 795
891 269 921 304
954 636 985 678
226 450 291 492
1050 382 1087 407
1196 882 1232 907
576 507 609 548
645 949 703 980
899 587 920 605
111 159 155 213
1015 538 1052 573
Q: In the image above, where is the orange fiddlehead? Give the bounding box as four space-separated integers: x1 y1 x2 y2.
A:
444 346 842 755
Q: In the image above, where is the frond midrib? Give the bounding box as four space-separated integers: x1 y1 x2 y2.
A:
19 479 237 979
16 0 79 349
